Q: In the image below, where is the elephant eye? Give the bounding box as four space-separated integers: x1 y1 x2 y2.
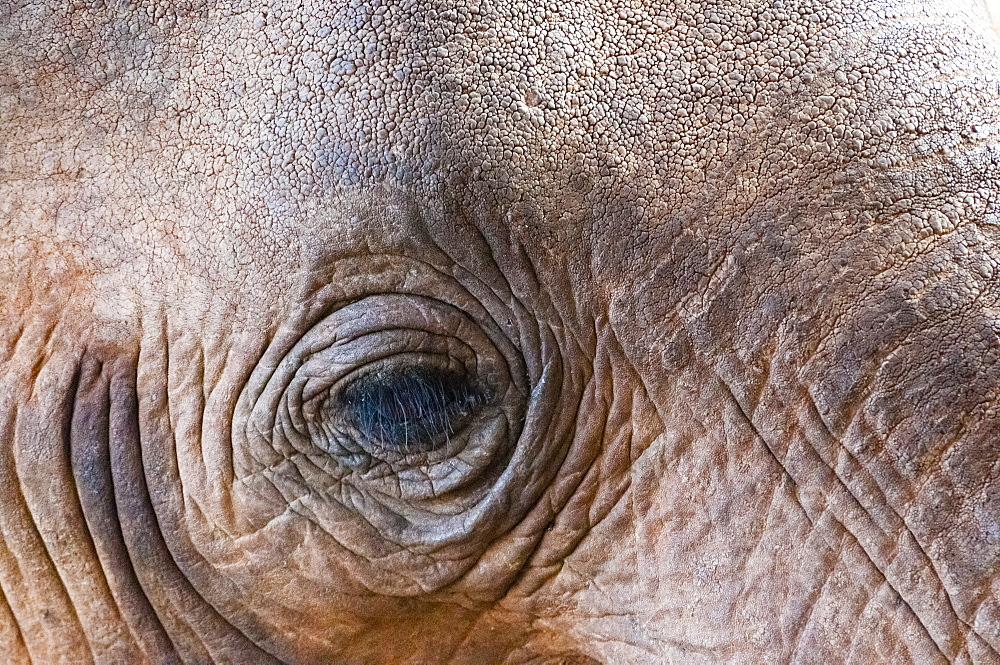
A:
338 365 489 452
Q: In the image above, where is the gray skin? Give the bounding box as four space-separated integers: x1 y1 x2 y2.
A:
2 0 1000 663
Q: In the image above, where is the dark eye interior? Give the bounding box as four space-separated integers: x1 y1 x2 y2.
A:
338 365 489 452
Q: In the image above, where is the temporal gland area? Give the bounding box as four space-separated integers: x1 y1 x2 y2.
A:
337 364 489 453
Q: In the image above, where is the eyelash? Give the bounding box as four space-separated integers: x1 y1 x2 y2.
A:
337 365 491 453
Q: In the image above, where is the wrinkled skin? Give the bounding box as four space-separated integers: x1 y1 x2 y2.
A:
2 0 1000 663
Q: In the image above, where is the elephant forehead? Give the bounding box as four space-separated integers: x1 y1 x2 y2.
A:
7 0 825 198
4 0 997 312
146 0 987 192
2 1 735 303
120 2 690 202
165 0 736 185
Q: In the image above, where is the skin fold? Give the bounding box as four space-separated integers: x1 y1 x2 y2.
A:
2 0 1000 662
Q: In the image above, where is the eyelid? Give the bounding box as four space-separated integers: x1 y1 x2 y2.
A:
337 364 490 453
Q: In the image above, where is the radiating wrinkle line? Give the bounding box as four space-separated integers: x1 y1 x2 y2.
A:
0 509 33 663
9 354 97 664
71 355 180 663
54 356 145 660
109 352 223 663
714 375 949 662
798 391 999 661
134 329 285 663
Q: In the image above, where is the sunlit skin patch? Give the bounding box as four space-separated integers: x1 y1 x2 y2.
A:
5 0 1000 662
338 365 490 453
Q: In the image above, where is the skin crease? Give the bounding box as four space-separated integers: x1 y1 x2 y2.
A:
3 0 1000 662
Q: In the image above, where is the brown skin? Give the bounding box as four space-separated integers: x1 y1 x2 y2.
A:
2 0 1000 662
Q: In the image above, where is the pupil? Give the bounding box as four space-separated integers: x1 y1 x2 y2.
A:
340 365 486 451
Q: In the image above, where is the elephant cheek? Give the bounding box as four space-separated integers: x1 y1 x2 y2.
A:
0 342 143 663
0 329 288 663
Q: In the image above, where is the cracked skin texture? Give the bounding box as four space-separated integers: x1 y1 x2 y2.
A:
2 0 1000 662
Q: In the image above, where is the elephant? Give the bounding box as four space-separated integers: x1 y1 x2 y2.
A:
2 0 1000 662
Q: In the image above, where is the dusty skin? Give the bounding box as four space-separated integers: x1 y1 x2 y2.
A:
3 0 1000 663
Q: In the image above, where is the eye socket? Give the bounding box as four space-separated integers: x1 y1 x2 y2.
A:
241 292 532 563
237 290 583 594
337 364 490 453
